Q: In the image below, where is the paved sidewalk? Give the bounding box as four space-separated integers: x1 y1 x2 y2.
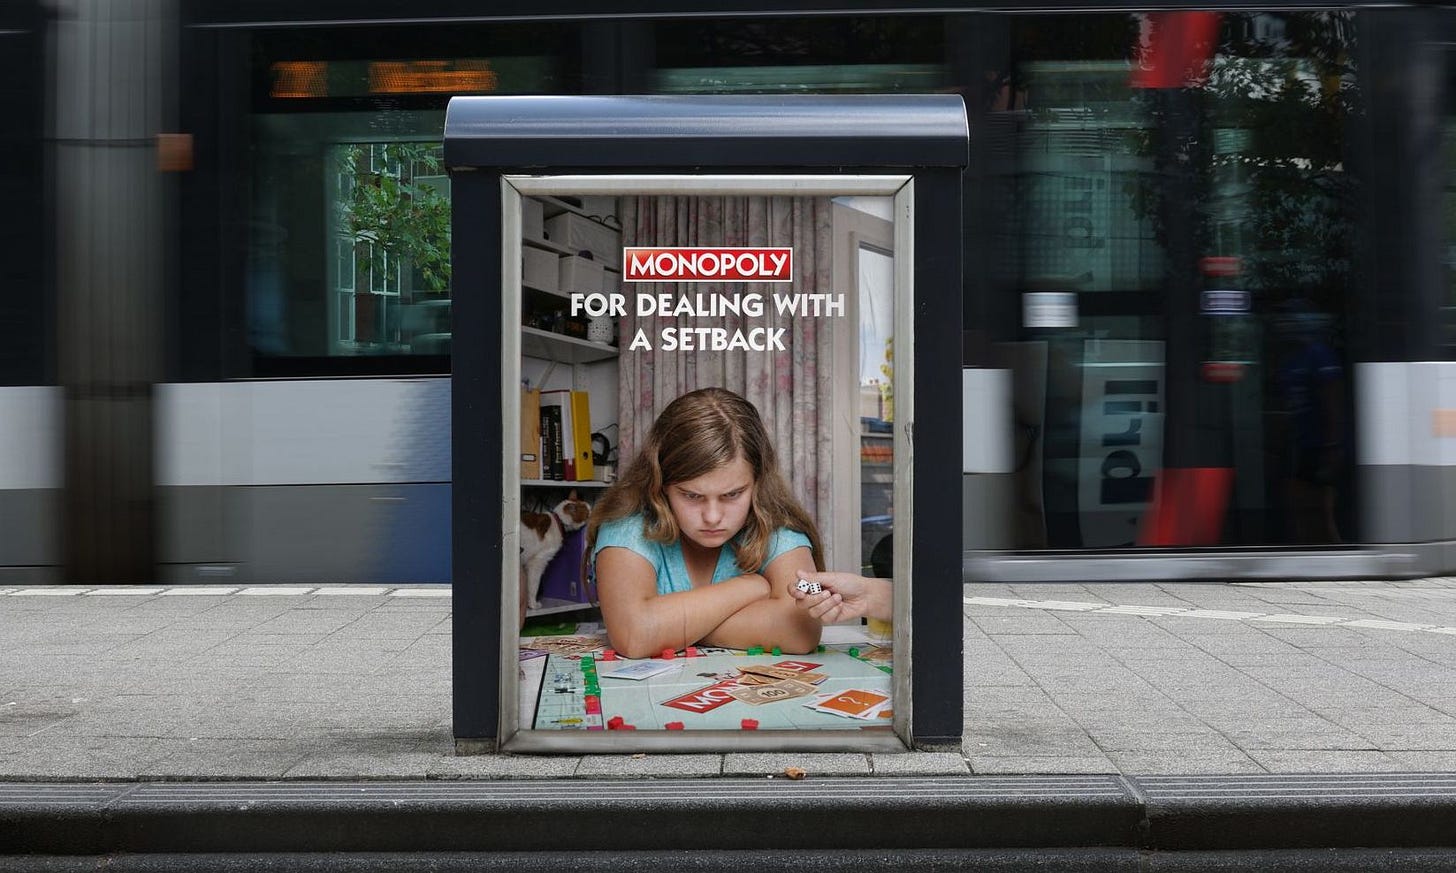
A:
963 578 1456 775
1 579 1455 779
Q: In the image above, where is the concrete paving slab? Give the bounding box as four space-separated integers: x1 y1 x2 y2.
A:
1102 749 1265 774
575 754 723 777
429 754 581 779
964 691 1073 715
1064 715 1215 736
1245 750 1412 772
0 737 166 779
48 698 226 738
869 752 969 775
1340 724 1456 750
139 738 323 779
971 617 1080 635
1219 725 1377 752
966 727 1106 758
284 750 447 779
251 611 367 635
967 755 1118 774
1088 729 1247 753
1387 751 1456 769
722 753 871 776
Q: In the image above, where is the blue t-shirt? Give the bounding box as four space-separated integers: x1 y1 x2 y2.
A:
591 513 812 595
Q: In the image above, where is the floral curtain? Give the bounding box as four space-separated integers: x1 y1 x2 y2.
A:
617 195 838 557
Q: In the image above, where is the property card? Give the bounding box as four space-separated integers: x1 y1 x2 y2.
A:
600 660 681 681
526 636 604 656
735 673 774 686
856 646 893 664
738 664 823 682
727 679 818 706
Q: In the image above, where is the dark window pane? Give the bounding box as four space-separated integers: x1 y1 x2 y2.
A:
244 23 579 363
981 12 1359 549
653 16 946 93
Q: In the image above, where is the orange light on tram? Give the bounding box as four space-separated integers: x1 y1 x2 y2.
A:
369 60 498 95
156 133 193 173
271 61 328 98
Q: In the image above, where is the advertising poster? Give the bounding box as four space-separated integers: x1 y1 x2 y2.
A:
514 188 901 734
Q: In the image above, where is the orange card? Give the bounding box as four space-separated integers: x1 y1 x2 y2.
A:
815 689 890 718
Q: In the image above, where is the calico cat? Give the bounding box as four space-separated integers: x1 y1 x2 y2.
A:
520 491 591 610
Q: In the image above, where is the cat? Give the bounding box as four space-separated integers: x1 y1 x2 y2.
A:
520 491 591 610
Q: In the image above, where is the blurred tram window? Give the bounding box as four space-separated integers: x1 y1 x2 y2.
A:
236 23 580 373
972 12 1361 549
0 3 46 386
1444 52 1456 358
651 15 947 94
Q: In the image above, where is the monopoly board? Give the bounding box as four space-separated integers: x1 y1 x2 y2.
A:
521 636 893 732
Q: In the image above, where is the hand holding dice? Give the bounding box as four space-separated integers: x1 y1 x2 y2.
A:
789 569 894 624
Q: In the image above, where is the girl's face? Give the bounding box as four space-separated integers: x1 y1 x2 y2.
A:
665 455 755 552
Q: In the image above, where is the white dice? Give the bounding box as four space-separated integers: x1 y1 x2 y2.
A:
796 579 822 595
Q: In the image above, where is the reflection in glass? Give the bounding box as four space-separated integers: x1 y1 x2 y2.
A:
987 11 1359 548
243 22 574 365
652 16 946 95
326 142 451 355
246 117 448 358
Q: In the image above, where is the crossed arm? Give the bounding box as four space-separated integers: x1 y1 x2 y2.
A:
595 545 822 659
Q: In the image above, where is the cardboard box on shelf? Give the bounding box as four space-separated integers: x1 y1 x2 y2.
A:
544 212 620 265
522 197 545 241
601 269 621 296
559 254 606 295
576 195 618 221
523 246 559 292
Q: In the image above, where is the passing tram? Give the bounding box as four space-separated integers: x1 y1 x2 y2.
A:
2 0 1454 586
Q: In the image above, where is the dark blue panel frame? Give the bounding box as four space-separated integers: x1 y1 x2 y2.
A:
444 95 968 169
1351 8 1450 364
448 94 967 749
191 0 1362 29
0 0 48 386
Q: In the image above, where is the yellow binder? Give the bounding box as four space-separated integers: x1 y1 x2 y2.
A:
570 391 594 482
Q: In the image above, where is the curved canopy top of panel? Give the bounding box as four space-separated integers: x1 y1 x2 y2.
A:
443 94 968 169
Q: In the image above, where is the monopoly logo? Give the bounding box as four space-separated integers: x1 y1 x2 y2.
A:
663 679 740 713
623 247 793 283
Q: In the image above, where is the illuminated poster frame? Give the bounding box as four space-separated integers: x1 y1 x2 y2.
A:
446 95 967 753
502 175 912 752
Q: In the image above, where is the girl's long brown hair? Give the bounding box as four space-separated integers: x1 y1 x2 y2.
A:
587 387 824 574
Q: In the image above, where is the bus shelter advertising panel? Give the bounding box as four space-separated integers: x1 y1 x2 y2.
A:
446 96 967 753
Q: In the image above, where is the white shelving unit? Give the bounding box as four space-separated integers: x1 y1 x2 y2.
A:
521 194 621 620
521 478 612 489
530 597 597 617
525 234 622 274
521 327 618 365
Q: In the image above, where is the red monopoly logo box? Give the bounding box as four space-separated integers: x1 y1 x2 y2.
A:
623 247 793 283
663 679 741 713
